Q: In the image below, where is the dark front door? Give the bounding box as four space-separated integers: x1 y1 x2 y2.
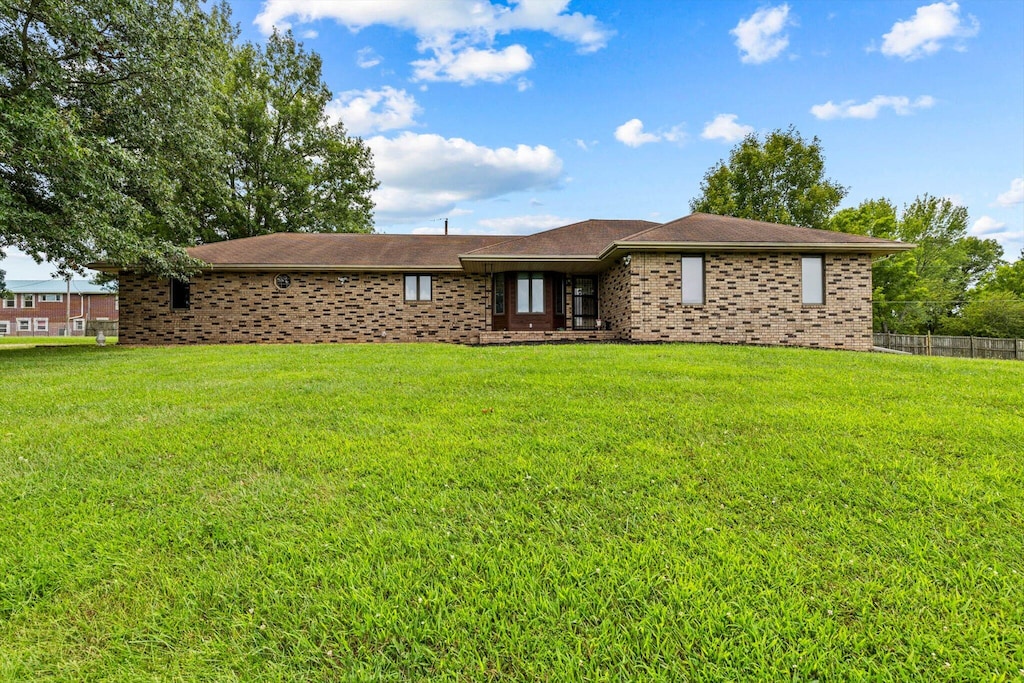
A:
501 272 562 331
573 277 598 330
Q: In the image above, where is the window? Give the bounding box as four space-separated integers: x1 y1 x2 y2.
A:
0 321 9 335
170 279 191 310
21 294 34 308
34 318 48 332
73 319 85 332
681 255 705 304
40 293 63 302
17 318 31 332
554 276 565 315
516 273 544 313
801 256 824 305
2 295 15 308
404 274 432 301
493 273 505 314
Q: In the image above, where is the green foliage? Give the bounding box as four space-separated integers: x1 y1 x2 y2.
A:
941 255 1024 338
690 127 847 231
1 344 1022 679
982 254 1024 297
830 196 1005 334
0 0 234 285
208 31 377 240
1 5 378 288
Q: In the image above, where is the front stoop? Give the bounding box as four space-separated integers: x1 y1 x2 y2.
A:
477 330 622 345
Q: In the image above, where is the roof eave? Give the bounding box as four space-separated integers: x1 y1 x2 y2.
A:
599 240 917 259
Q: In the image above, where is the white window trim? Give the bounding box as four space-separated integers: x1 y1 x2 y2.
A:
801 255 825 305
681 255 706 305
16 318 31 332
21 294 34 308
73 319 85 331
2 296 15 308
34 318 49 332
0 321 9 335
40 293 63 303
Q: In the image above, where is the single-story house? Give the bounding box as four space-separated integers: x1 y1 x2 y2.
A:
1 279 118 337
95 213 912 349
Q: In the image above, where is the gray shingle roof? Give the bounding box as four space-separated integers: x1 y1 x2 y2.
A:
2 279 115 295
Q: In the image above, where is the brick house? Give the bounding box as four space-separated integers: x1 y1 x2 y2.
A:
0 279 118 337
98 214 912 349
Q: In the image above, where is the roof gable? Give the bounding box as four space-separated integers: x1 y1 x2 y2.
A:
464 219 661 257
620 213 906 248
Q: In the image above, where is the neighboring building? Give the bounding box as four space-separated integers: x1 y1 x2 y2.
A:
0 280 118 337
96 214 912 350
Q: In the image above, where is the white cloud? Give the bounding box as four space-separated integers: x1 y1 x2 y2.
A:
881 2 979 60
614 119 685 148
615 119 659 147
810 95 936 120
700 114 754 143
731 4 792 64
995 178 1024 207
325 87 421 136
368 132 563 223
356 47 382 68
476 214 578 234
254 0 612 86
301 29 318 39
412 44 533 84
971 216 1007 236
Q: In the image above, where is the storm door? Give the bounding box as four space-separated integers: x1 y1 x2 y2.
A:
573 277 598 330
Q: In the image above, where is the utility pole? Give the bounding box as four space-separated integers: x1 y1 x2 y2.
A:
65 275 71 337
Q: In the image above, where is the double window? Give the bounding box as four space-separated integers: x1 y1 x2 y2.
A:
801 256 825 305
40 293 62 303
404 274 432 301
681 255 705 305
2 295 15 308
516 273 544 313
21 294 34 308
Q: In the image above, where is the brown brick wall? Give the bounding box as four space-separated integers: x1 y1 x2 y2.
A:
118 270 488 345
597 257 631 336
116 252 874 350
627 251 874 350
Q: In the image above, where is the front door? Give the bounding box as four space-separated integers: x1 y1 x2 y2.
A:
573 277 598 329
497 272 564 331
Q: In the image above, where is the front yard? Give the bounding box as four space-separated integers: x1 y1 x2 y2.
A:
0 343 1021 680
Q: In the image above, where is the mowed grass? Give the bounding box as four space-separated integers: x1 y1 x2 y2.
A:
0 336 116 348
0 343 1021 681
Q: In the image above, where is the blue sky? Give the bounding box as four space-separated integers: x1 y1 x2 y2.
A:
4 0 1022 279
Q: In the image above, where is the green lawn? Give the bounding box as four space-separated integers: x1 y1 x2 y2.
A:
0 335 116 348
1 343 1021 680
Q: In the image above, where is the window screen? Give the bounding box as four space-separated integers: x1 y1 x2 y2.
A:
802 256 824 304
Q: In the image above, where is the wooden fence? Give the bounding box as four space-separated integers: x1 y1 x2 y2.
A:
874 333 1024 361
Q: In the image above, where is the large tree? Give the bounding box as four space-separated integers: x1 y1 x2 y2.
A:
0 0 234 288
690 127 847 231
829 196 1005 333
207 30 377 241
